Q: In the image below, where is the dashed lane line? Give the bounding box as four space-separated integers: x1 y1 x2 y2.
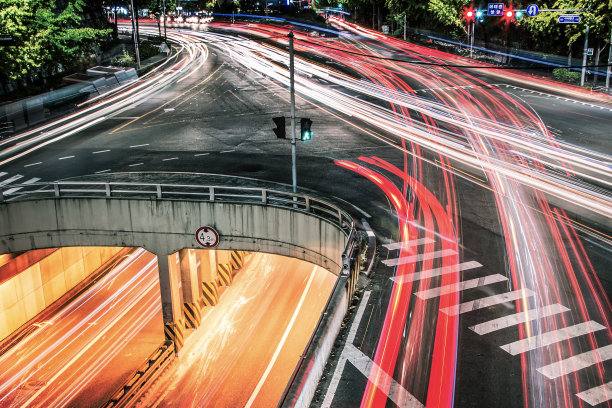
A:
58 155 75 160
24 162 42 167
130 144 149 148
129 163 144 167
93 150 110 154
162 157 178 161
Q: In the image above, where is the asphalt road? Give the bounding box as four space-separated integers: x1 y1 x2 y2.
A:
0 19 611 408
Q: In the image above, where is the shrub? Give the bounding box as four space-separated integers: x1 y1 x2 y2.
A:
553 68 581 83
111 49 135 67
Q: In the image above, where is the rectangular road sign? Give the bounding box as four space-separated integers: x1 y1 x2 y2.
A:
488 3 504 16
587 48 594 56
558 14 581 23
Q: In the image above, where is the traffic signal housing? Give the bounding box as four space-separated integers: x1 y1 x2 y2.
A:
273 116 286 139
300 118 312 141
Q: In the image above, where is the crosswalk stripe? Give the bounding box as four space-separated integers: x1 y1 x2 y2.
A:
415 274 507 300
500 321 607 356
0 172 6 178
0 174 23 187
383 238 435 251
470 303 570 335
383 249 457 267
391 261 482 284
576 381 612 406
2 177 40 195
441 288 534 316
538 344 612 379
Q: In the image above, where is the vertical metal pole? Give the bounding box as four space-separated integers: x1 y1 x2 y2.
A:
130 0 141 69
163 0 167 42
581 23 590 86
403 14 406 40
289 32 297 194
606 29 612 89
470 20 475 58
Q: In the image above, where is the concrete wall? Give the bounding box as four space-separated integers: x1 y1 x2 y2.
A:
0 246 123 341
0 198 348 275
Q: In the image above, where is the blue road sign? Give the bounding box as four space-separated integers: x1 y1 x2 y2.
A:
558 14 581 23
488 3 504 16
526 4 539 17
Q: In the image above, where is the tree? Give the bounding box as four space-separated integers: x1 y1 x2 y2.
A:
0 0 111 91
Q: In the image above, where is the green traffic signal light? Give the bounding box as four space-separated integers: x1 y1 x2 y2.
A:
300 118 312 141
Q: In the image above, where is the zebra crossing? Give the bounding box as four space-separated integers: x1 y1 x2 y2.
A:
384 237 612 406
0 171 41 198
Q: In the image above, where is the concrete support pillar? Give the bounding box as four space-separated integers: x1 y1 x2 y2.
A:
157 252 184 352
216 249 233 287
179 249 203 329
197 249 219 306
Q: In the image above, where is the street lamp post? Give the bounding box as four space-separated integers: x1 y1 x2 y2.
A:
130 0 140 69
163 0 167 42
289 31 297 194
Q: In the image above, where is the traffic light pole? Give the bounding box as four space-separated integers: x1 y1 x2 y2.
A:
580 23 589 86
289 31 297 194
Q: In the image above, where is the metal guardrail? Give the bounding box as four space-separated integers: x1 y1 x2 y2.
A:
102 341 175 408
0 180 355 244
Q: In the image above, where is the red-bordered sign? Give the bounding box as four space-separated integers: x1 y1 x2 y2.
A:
195 226 219 248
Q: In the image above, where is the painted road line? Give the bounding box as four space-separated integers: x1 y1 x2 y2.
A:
162 157 179 161
0 172 6 177
194 153 209 157
538 344 612 379
129 163 144 167
500 321 607 356
244 266 317 408
58 155 74 160
576 381 612 406
441 289 535 316
391 261 482 284
415 274 507 300
130 143 149 148
95 169 111 174
0 174 24 187
322 291 371 408
220 150 234 154
470 303 570 335
93 149 110 154
383 249 457 267
24 162 42 167
2 177 40 195
163 108 175 112
383 238 435 251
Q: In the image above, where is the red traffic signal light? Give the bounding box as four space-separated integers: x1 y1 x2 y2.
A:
463 7 476 21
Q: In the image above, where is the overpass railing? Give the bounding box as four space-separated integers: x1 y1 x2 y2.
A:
1 180 356 255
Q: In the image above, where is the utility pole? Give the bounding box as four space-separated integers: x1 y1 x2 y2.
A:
163 0 167 43
130 0 141 69
606 29 612 89
470 20 475 58
580 2 592 87
289 31 297 194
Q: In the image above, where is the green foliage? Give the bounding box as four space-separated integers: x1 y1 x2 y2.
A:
111 48 135 67
552 68 581 82
0 0 111 80
427 0 466 35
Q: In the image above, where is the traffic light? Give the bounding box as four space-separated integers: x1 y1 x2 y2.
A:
464 7 475 21
300 118 312 141
273 116 286 139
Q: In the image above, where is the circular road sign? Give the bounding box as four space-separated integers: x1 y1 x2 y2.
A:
195 226 219 248
526 4 539 17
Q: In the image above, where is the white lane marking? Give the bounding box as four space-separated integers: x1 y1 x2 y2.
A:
93 149 110 154
24 162 42 167
0 174 24 187
58 156 74 160
322 291 370 408
576 381 612 406
391 261 482 284
162 157 178 161
344 345 424 408
244 266 318 408
470 303 570 335
415 274 507 300
500 321 607 356
194 153 209 157
538 344 612 379
383 249 457 267
163 108 175 112
2 177 40 195
129 163 144 167
0 172 6 177
441 289 534 316
383 238 435 251
130 144 149 148
95 169 111 174
220 150 233 154
110 116 139 119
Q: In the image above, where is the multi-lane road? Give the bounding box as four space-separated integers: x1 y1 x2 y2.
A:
0 17 611 407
